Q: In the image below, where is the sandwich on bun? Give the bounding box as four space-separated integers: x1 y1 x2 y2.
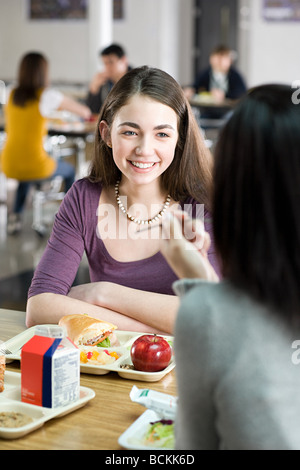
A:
58 314 118 347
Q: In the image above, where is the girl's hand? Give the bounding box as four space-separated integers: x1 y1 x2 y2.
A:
160 211 219 282
68 282 122 310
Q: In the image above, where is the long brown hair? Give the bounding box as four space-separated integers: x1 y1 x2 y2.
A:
13 52 48 107
88 66 213 208
213 84 300 322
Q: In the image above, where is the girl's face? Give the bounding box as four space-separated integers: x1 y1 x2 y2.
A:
100 94 179 187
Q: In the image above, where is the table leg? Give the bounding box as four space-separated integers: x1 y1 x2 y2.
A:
74 137 87 179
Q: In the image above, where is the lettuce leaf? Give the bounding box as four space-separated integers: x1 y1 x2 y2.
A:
144 420 174 448
97 337 111 347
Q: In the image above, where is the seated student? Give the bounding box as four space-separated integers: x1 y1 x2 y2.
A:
26 66 220 333
1 52 91 234
195 45 247 101
86 44 131 114
160 85 300 450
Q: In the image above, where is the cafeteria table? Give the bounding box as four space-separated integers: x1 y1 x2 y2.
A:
47 118 97 179
189 95 236 129
0 308 177 450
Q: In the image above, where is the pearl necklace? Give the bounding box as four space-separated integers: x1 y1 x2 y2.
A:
115 180 171 225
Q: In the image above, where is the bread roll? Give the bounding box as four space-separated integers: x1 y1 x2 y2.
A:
58 314 117 346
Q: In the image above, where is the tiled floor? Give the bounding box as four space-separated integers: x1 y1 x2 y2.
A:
0 183 89 311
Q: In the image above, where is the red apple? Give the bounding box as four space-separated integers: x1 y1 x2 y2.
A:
130 334 172 372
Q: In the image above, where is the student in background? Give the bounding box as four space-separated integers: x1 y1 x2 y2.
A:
1 52 91 234
86 44 131 114
185 45 247 103
161 85 300 450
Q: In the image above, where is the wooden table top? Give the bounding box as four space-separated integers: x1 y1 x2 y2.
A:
190 95 237 108
0 308 177 450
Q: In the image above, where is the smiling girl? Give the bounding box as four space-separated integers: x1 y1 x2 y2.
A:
26 66 220 333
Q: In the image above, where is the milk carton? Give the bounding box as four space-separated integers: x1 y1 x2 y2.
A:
21 326 80 408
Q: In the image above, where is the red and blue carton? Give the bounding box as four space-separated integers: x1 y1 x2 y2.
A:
21 326 80 408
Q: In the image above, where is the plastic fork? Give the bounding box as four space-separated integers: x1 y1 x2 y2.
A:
0 343 22 356
0 345 12 355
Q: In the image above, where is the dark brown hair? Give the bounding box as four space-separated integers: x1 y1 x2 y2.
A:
88 66 213 208
13 52 48 107
213 84 300 321
100 44 126 59
211 45 231 56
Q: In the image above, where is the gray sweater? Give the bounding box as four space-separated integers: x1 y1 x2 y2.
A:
173 280 300 450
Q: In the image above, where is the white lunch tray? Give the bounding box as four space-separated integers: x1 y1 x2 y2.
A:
118 409 174 450
1 326 175 382
0 371 95 440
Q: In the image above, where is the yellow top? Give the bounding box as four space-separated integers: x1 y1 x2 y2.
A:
1 89 56 181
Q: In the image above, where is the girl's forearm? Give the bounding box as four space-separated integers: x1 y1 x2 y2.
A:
26 293 161 333
68 282 179 334
96 283 179 334
58 96 91 119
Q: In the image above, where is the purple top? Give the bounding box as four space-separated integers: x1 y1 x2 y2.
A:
28 179 220 298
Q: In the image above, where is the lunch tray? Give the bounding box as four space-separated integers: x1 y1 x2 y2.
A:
118 409 174 450
0 371 95 439
2 326 175 382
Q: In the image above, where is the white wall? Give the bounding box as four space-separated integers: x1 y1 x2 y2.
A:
113 0 193 83
0 0 193 85
239 0 300 87
0 0 299 88
0 0 89 83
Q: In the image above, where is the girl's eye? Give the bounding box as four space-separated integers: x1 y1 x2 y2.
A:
123 131 137 136
157 132 169 138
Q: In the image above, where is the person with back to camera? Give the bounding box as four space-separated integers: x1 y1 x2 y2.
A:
1 52 91 234
26 66 221 333
86 44 131 114
160 84 300 449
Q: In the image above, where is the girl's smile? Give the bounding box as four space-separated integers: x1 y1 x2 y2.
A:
129 161 156 170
